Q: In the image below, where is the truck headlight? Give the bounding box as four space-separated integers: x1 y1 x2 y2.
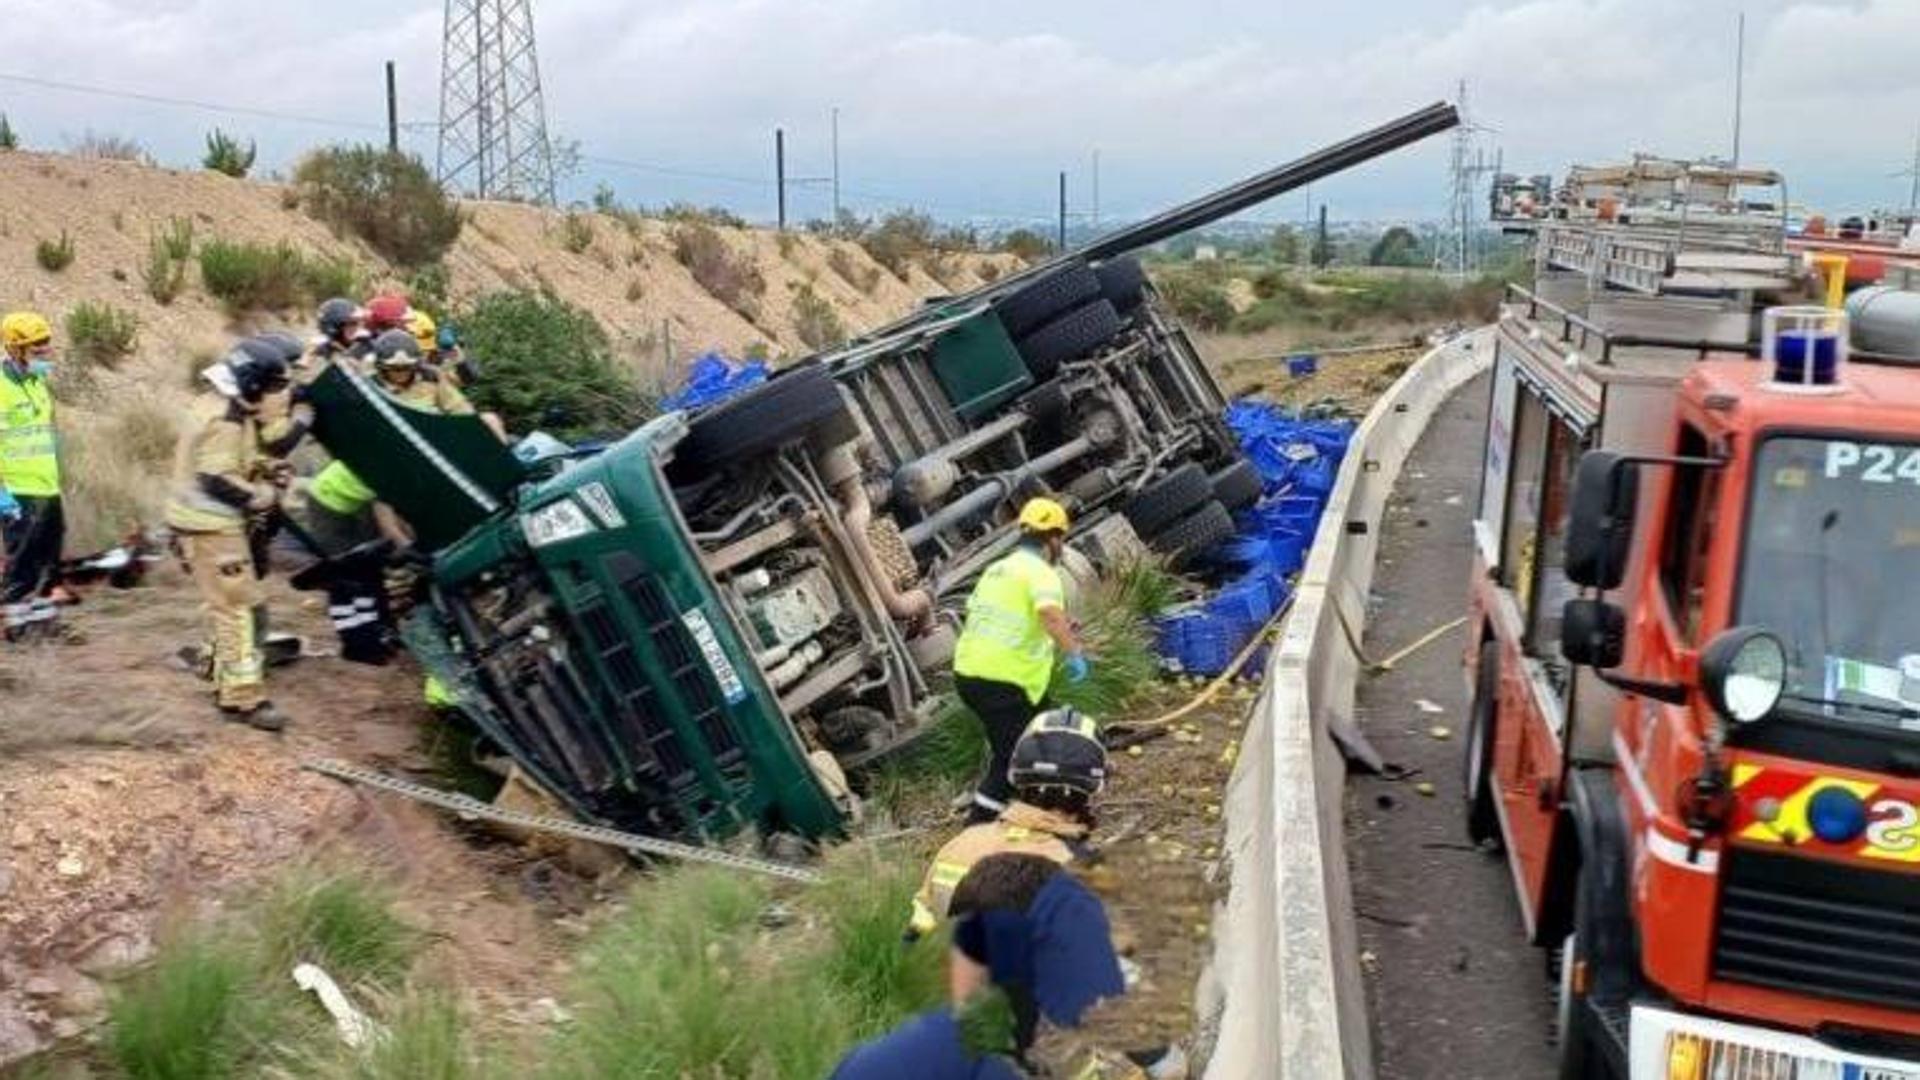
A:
1700 626 1786 725
521 498 596 548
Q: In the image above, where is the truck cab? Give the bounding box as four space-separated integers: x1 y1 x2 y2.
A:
1468 159 1920 1077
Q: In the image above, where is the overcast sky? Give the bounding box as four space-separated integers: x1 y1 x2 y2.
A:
3 0 1916 227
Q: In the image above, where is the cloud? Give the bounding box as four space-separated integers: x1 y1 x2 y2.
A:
1 0 1913 220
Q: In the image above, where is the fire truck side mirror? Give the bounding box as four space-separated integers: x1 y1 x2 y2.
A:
1564 450 1638 591
1560 598 1626 669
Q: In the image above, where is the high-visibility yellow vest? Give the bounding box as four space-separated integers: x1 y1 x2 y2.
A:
0 370 58 496
953 546 1066 704
310 461 376 515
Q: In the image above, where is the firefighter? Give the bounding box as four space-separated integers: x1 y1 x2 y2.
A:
953 497 1090 823
311 297 370 366
833 853 1127 1080
369 329 473 415
0 311 68 642
411 310 480 390
363 293 411 336
166 342 302 731
909 708 1107 938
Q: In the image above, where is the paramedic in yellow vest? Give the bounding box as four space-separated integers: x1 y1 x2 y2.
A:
0 312 66 641
166 344 301 731
909 707 1106 938
292 459 396 664
953 497 1090 823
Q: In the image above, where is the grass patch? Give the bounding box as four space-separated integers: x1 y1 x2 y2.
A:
1049 571 1161 718
142 234 187 304
557 211 593 254
548 849 942 1079
341 990 477 1080
35 230 74 272
254 868 420 986
198 239 360 314
64 301 138 368
107 934 258 1080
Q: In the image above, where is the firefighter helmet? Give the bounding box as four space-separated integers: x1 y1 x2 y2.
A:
1009 707 1107 797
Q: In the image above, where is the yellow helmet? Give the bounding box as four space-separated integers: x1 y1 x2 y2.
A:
1 311 53 353
408 309 438 353
1017 497 1070 534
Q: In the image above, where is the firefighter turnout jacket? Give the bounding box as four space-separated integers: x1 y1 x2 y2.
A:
909 801 1089 937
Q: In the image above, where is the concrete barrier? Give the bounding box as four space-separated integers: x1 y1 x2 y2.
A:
1203 330 1493 1079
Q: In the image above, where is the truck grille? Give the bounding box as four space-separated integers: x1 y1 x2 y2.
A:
614 568 747 775
1713 847 1920 1012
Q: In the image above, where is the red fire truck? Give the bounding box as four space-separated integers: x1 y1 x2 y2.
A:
1463 181 1920 1079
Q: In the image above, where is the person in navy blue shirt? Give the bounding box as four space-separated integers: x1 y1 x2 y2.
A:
831 853 1126 1079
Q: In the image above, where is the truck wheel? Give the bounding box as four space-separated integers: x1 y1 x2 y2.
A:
1209 458 1264 511
1095 256 1149 314
1555 871 1600 1079
1150 500 1237 567
1123 463 1213 538
993 262 1102 338
1465 639 1503 848
676 364 850 470
1015 300 1124 380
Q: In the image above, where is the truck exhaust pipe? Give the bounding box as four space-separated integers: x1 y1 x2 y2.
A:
816 443 934 623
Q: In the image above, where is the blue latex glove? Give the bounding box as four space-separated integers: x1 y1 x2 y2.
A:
1063 651 1090 684
0 489 19 523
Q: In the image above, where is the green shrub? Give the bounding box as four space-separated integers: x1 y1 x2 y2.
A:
198 239 307 312
791 282 846 350
673 222 764 321
659 201 746 228
65 302 139 368
159 216 195 261
860 209 939 278
999 229 1052 261
0 113 17 150
202 128 257 178
1155 272 1233 331
457 290 652 439
346 991 476 1080
557 211 593 254
406 262 452 313
299 254 363 303
294 145 464 267
35 231 74 272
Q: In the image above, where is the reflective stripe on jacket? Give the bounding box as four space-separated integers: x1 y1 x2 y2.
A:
0 369 58 496
908 801 1084 935
165 396 263 534
310 460 376 515
952 546 1066 704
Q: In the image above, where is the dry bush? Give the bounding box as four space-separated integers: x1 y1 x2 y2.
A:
791 283 846 351
559 211 594 254
672 222 765 322
57 395 181 551
826 246 879 294
65 301 139 368
69 130 150 163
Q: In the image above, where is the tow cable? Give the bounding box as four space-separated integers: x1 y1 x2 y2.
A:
301 759 823 884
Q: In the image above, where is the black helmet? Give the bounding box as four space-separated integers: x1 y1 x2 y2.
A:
371 328 422 368
1008 707 1107 798
317 298 364 338
238 332 305 367
225 345 291 403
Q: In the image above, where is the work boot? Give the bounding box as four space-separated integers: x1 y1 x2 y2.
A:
176 644 214 679
222 703 289 732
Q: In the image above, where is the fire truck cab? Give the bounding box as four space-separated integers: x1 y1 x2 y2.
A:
1465 185 1920 1079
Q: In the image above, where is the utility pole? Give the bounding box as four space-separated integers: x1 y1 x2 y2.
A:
1315 204 1330 268
385 61 399 153
1732 12 1746 167
1058 171 1068 252
1909 124 1920 221
1091 149 1101 230
775 127 787 231
830 106 841 225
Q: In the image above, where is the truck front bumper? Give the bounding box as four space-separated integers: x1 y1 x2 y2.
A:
1631 1004 1920 1079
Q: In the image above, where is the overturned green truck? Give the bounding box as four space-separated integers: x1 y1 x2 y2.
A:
304 104 1460 843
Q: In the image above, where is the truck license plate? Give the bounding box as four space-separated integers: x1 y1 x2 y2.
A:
1854 1067 1920 1080
681 608 749 705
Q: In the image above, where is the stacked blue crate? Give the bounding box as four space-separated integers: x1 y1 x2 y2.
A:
1152 399 1355 677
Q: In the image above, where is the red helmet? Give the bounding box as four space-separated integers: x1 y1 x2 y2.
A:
364 294 411 331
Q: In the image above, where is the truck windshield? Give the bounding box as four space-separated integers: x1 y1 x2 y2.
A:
1738 436 1920 731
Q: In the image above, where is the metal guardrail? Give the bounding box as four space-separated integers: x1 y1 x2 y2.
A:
1501 284 1760 364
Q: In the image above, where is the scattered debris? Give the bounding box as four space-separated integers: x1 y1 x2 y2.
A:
293 962 378 1048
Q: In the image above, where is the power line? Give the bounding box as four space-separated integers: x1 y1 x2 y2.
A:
0 70 436 133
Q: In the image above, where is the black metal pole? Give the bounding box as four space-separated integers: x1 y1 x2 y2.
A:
1316 204 1330 267
1057 171 1067 252
776 128 787 231
385 61 399 154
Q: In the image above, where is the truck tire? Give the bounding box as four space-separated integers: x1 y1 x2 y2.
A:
1122 463 1212 538
1209 458 1264 511
1015 300 1124 380
993 262 1101 338
1465 639 1503 848
677 364 850 470
1095 255 1149 314
1149 500 1236 567
1555 874 1599 1080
